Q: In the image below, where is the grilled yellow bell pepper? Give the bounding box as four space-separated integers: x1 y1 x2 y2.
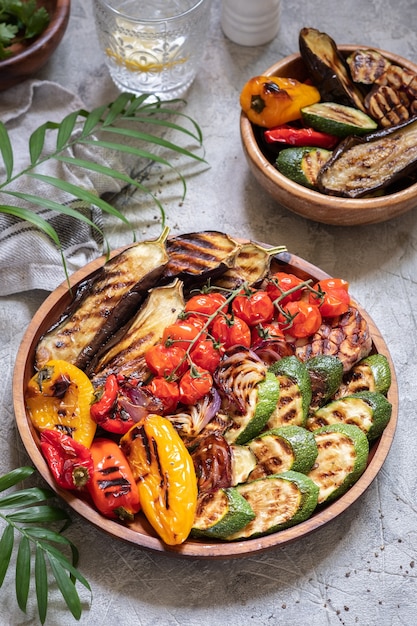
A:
240 75 321 128
25 359 96 448
120 414 198 545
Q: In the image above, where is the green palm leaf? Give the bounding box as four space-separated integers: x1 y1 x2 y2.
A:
16 536 31 611
0 524 14 585
48 554 82 620
0 467 92 623
0 93 205 277
35 546 48 624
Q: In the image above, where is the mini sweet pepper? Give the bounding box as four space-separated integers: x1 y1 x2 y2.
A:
25 359 97 448
240 75 321 128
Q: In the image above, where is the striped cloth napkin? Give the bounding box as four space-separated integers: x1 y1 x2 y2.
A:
0 80 127 296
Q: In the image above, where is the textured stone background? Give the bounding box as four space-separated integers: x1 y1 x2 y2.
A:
1 0 417 623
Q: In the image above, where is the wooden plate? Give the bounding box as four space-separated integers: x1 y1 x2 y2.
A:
12 243 398 559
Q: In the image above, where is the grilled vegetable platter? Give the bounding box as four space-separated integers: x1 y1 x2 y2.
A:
13 230 398 558
240 27 417 198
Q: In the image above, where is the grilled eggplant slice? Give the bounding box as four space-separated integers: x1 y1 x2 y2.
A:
317 117 417 197
214 241 287 290
308 423 369 504
35 230 170 371
162 231 241 287
89 279 185 386
299 27 367 113
225 471 319 539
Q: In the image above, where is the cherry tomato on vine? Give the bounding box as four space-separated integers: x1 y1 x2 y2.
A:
145 344 188 378
251 321 285 347
278 300 322 338
211 314 251 349
179 367 213 405
144 377 180 414
309 278 350 317
231 290 274 327
190 339 223 373
185 292 228 318
266 272 305 306
162 318 207 350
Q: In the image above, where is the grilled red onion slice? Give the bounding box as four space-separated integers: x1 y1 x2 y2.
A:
214 347 267 413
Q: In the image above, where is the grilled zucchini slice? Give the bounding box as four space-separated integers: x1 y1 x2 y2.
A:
191 488 255 539
275 146 332 189
308 423 369 504
247 425 318 479
306 390 392 441
267 356 312 429
225 471 319 540
306 354 344 413
301 102 377 138
334 353 392 397
222 361 280 445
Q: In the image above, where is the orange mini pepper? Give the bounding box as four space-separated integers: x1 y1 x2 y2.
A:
240 75 321 128
25 359 96 448
88 438 141 522
120 414 198 545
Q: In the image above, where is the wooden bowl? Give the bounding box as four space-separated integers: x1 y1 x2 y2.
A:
0 0 71 91
240 46 417 226
12 243 398 559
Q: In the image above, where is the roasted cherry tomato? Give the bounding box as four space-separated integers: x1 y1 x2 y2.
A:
266 272 305 306
210 314 251 349
185 292 228 318
144 377 180 414
309 278 350 317
145 343 188 378
190 338 223 373
278 300 322 338
162 319 206 350
251 321 285 347
179 367 213 405
231 290 274 327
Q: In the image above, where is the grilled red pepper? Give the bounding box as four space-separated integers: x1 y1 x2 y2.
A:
90 374 135 435
40 429 93 490
88 438 141 522
264 124 339 148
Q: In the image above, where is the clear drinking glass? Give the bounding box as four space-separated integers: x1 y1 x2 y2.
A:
93 0 211 100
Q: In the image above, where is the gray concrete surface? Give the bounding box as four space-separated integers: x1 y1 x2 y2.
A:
1 0 416 623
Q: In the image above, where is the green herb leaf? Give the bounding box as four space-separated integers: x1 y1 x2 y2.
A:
6 504 70 524
47 553 82 620
16 535 31 611
0 467 34 492
0 120 14 180
0 487 55 509
0 524 14 586
35 545 48 624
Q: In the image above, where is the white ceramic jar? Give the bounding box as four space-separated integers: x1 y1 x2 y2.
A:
221 0 281 46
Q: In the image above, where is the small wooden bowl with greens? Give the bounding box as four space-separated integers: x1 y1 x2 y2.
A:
0 0 70 91
240 28 417 226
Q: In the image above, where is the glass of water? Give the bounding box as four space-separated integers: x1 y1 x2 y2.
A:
93 0 212 100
